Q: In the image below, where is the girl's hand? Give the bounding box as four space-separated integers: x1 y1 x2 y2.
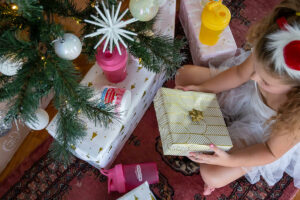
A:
175 84 203 92
188 144 233 167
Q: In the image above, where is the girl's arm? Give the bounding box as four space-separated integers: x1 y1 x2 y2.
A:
188 130 300 168
229 131 299 167
182 53 255 94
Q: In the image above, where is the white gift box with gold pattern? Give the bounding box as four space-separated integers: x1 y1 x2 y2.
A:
153 88 232 156
117 181 156 200
179 0 237 66
46 0 176 169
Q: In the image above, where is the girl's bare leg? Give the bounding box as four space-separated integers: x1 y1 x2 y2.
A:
200 164 246 195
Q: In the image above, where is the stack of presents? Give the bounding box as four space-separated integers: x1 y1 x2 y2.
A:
0 0 238 198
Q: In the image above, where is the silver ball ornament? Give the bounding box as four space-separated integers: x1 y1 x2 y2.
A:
54 33 82 60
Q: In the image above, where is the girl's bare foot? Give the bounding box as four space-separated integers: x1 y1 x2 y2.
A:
203 184 215 196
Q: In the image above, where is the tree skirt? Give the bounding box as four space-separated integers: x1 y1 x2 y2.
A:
0 0 298 199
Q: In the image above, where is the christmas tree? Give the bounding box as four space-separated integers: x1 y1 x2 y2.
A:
0 0 185 164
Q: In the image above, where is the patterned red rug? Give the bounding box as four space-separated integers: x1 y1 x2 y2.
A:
0 0 299 199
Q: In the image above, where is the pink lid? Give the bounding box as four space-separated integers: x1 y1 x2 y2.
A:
96 43 128 72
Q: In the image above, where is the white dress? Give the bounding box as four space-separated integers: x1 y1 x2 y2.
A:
209 49 300 188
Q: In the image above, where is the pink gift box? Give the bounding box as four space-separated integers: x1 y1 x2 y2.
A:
179 0 237 66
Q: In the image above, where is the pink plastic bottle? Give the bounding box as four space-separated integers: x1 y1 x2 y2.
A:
96 43 128 83
100 162 159 194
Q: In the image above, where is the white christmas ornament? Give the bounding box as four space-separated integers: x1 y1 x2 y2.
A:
25 108 49 130
129 0 159 22
0 55 23 76
84 1 138 55
54 33 82 60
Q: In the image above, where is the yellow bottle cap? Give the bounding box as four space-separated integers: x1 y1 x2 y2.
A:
201 1 231 31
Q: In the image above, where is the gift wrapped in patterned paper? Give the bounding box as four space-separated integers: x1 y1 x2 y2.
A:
179 0 237 66
153 88 232 156
117 181 156 200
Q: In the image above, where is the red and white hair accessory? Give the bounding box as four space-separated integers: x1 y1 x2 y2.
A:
266 18 300 79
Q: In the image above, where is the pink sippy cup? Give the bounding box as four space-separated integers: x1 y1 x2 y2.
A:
100 162 159 194
96 43 128 83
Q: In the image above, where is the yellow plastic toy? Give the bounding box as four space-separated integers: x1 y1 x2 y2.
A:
199 0 231 46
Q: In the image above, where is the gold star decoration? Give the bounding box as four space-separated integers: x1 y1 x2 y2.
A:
70 144 76 150
188 109 204 122
142 91 146 98
120 125 124 132
88 82 93 87
150 194 156 200
131 84 136 89
91 132 98 141
98 147 103 153
137 66 143 72
145 77 149 82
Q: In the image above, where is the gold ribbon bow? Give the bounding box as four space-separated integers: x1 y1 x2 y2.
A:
188 109 204 122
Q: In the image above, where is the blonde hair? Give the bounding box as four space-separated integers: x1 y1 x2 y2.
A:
247 0 300 137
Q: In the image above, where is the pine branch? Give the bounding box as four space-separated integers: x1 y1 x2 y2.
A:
46 55 117 162
49 104 86 165
40 0 83 18
6 0 43 22
128 34 186 78
0 30 33 59
3 59 51 124
0 74 11 85
49 57 118 126
0 4 27 34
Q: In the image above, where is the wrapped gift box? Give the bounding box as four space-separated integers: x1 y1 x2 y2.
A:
179 0 237 66
46 0 176 169
117 181 156 200
153 88 232 156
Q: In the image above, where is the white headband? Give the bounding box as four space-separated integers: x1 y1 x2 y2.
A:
266 23 300 80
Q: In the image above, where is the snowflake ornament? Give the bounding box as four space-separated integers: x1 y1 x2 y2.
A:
84 1 138 55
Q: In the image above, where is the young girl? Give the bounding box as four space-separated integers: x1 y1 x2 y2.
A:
175 0 300 195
